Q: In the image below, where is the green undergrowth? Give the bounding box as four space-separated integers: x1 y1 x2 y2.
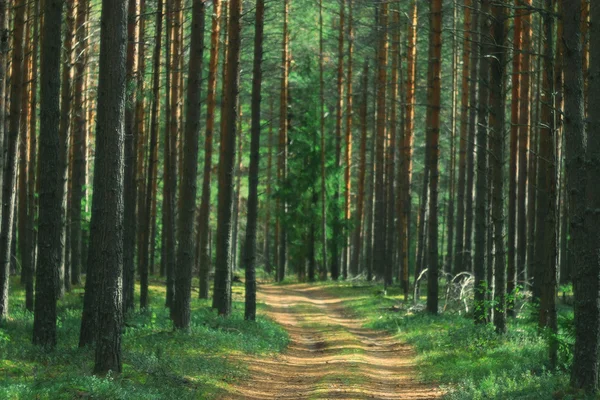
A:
0 276 288 400
322 282 594 400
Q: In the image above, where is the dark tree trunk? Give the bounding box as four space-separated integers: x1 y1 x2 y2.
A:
0 0 26 320
213 0 242 316
473 0 491 324
244 0 265 321
489 2 507 334
32 0 62 348
426 0 442 315
173 0 205 330
570 0 600 390
91 0 127 374
122 0 138 316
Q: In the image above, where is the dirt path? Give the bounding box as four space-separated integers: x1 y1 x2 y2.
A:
228 284 442 399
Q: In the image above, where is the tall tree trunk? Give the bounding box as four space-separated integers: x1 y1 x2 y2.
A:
426 0 442 315
351 62 368 277
57 0 76 300
473 0 491 324
490 1 507 334
90 0 127 373
263 99 274 275
173 0 205 330
0 0 26 320
453 0 472 275
243 0 264 321
400 0 417 296
32 0 62 348
122 0 138 316
517 0 532 288
139 0 162 309
277 0 289 282
0 0 7 245
384 6 399 288
197 0 222 298
535 0 558 367
71 0 89 287
319 0 328 280
18 3 32 310
507 0 522 316
571 0 600 390
344 0 354 280
373 0 388 281
213 0 242 316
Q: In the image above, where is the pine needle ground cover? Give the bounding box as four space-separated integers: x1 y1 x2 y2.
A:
321 282 593 400
0 278 288 399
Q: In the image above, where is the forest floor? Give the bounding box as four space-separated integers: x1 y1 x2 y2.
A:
229 284 442 399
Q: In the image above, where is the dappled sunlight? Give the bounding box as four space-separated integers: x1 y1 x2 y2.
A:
228 284 442 399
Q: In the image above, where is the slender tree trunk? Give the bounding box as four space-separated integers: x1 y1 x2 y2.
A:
507 0 522 316
122 0 138 316
243 0 264 321
173 0 205 330
70 0 88 287
373 0 388 281
319 0 327 280
18 3 32 309
400 0 417 296
517 0 532 287
139 0 162 309
277 0 289 282
197 0 222 298
32 0 62 348
453 0 472 275
426 0 442 314
0 0 7 247
351 63 368 277
344 0 354 280
213 0 242 316
56 0 76 300
490 1 507 334
473 0 491 324
535 0 558 366
263 99 274 275
0 0 26 320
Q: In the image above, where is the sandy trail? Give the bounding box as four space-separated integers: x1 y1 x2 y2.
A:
228 284 442 399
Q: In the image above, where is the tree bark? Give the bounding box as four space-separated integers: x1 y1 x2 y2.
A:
473 0 491 324
32 0 62 348
197 0 222 298
244 0 265 321
90 0 127 373
213 0 242 316
174 0 205 330
0 0 26 320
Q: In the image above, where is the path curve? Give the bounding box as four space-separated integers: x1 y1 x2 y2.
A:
228 284 442 399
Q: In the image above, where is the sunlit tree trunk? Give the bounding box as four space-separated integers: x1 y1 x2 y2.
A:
344 0 354 280
319 0 328 280
197 0 222 298
373 0 388 281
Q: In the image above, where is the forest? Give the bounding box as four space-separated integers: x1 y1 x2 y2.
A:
0 0 598 398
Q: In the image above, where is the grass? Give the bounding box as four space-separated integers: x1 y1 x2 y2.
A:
0 276 288 400
321 281 596 400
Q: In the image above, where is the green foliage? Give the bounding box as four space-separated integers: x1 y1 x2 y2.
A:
0 278 288 399
320 282 589 400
